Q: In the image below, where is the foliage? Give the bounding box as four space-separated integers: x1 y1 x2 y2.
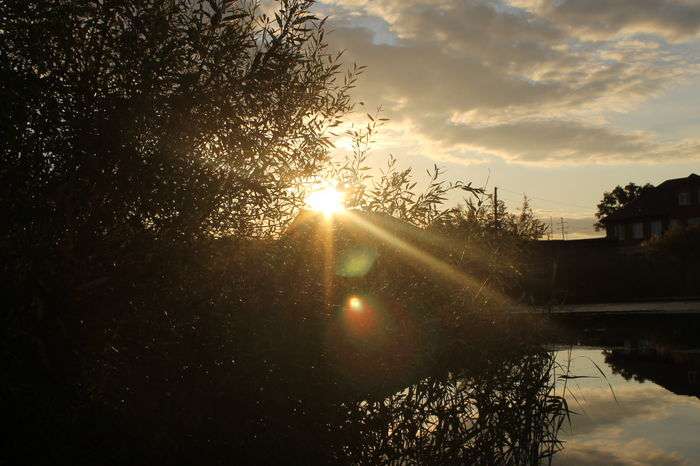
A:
424 195 547 300
324 113 545 240
337 347 567 465
1 0 355 462
1 0 356 258
439 195 547 242
510 196 550 240
2 0 354 441
594 182 654 230
1 2 567 464
305 114 549 305
324 113 481 228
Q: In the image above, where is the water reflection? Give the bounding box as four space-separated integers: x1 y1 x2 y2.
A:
335 318 700 465
553 347 700 466
550 316 700 466
336 350 568 465
604 345 700 398
83 315 700 464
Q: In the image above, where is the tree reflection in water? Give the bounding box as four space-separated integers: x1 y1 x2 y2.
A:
332 350 568 465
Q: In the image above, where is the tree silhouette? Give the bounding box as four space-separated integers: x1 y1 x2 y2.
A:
2 0 356 258
1 2 359 462
594 182 654 230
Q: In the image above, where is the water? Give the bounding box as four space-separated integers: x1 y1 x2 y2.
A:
325 315 700 464
553 346 700 465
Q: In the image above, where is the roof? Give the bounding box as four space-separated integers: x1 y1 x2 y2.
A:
606 174 700 222
657 173 700 190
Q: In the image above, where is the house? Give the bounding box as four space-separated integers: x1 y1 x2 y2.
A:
606 174 700 241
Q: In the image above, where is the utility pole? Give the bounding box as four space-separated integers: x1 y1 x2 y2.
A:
548 217 554 240
493 186 498 232
559 217 567 240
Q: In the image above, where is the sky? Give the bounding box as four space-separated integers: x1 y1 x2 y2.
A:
311 0 700 238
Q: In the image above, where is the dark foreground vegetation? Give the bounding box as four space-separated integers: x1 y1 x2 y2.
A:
2 1 567 464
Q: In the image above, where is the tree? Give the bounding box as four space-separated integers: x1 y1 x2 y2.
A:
594 182 654 230
1 0 356 256
434 194 546 242
1 3 357 461
0 0 364 335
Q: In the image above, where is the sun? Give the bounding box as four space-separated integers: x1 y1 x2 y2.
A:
305 185 345 217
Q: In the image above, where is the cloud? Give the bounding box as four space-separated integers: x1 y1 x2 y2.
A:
556 437 689 466
553 383 700 465
526 0 700 42
562 383 685 435
322 0 700 165
422 118 700 163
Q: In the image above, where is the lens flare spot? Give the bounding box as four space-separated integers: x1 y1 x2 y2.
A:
336 247 378 278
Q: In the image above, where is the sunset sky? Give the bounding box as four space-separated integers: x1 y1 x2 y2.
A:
313 0 700 237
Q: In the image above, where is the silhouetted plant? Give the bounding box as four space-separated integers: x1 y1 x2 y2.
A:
334 348 567 465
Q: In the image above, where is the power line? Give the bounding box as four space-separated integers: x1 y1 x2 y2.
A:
497 186 592 210
496 193 578 218
491 185 587 240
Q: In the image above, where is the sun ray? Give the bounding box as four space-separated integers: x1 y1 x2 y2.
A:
342 210 514 310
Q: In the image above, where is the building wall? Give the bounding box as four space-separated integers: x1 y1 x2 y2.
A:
605 180 700 241
608 214 700 241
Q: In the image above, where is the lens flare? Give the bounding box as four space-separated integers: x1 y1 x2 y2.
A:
306 185 345 217
336 247 378 278
348 296 363 312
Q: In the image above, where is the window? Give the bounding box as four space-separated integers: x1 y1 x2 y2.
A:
632 222 644 239
614 224 625 241
650 220 663 237
679 192 691 205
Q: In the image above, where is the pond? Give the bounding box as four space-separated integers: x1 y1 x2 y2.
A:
553 345 700 466
336 315 700 465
